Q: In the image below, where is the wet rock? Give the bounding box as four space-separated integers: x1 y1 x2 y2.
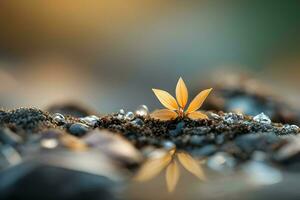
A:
52 113 66 126
80 115 99 127
68 123 89 137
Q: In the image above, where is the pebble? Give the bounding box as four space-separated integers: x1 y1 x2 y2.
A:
52 113 66 125
191 145 217 157
207 152 236 171
80 115 99 127
253 113 271 124
189 135 205 146
135 105 149 117
242 161 282 185
68 123 89 136
124 112 135 121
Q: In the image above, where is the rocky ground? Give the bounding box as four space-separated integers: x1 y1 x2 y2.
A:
1 101 300 199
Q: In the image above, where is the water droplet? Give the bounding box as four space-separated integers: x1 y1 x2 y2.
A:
207 152 236 171
253 113 271 124
41 138 58 149
80 115 99 127
124 112 135 121
135 105 149 117
119 109 125 115
52 113 65 125
117 109 125 120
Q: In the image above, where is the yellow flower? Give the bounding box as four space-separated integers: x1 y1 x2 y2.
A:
134 148 206 192
151 77 212 120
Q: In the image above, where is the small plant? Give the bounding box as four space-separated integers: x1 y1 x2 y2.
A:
151 77 212 120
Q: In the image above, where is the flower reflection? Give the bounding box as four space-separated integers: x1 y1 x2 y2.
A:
135 147 206 192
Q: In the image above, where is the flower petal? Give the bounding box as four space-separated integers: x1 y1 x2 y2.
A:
152 89 179 110
166 159 180 192
186 88 212 114
187 111 208 120
150 109 178 121
177 152 206 180
176 77 188 108
135 153 172 181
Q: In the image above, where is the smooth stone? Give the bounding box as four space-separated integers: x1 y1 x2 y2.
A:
68 123 89 137
191 145 217 157
242 161 282 185
81 115 99 127
52 113 66 125
0 162 117 200
189 135 205 146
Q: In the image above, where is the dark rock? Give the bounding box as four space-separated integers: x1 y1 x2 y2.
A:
0 162 117 200
68 123 89 137
191 145 217 157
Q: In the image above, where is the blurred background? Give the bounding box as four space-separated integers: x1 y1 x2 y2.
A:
0 0 300 113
